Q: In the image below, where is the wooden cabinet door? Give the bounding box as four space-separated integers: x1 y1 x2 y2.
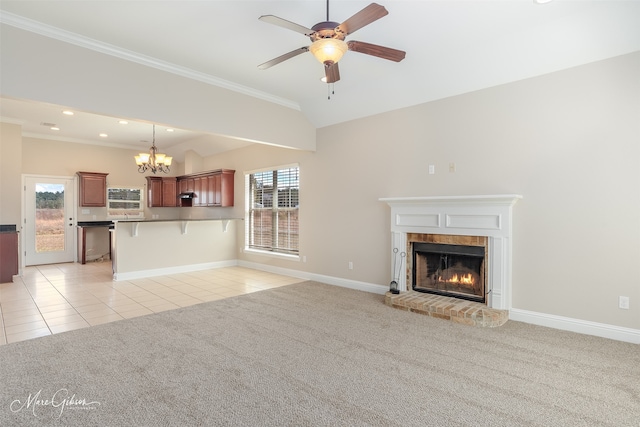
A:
193 177 203 206
208 174 219 206
0 232 18 283
199 176 209 206
179 178 188 194
162 178 177 207
220 171 234 207
78 172 108 207
146 177 163 207
186 178 195 192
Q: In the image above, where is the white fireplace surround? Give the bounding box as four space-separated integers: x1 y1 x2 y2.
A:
380 195 522 310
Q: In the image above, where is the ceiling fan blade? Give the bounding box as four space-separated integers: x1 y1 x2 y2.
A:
259 15 315 36
258 47 310 70
347 41 406 62
335 3 388 36
325 62 340 84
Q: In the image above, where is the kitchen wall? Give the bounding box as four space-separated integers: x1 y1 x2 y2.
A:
21 137 184 222
0 123 22 226
209 52 640 333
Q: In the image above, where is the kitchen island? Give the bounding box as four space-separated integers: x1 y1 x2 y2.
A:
111 218 240 281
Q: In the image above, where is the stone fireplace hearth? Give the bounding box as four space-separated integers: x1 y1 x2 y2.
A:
380 195 521 326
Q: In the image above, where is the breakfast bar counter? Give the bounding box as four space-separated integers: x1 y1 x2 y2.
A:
111 218 241 281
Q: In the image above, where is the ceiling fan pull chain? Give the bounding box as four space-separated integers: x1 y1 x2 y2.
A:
327 83 336 100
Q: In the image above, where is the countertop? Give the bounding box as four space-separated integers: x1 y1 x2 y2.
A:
77 218 242 228
111 218 242 224
77 221 113 227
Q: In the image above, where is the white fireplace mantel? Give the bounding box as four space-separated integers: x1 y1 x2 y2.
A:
380 195 522 310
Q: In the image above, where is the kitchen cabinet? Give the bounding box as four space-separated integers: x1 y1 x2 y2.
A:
77 172 108 207
207 174 217 205
162 178 177 207
146 177 177 207
179 178 193 194
77 222 112 264
194 176 206 207
177 169 234 207
215 169 234 207
0 228 18 283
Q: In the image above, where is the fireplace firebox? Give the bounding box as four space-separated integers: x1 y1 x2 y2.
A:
412 242 486 303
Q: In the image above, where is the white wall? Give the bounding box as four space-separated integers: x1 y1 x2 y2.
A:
215 52 640 333
0 122 22 226
1 24 316 151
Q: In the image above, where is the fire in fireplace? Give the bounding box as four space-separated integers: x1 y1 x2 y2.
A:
412 242 486 303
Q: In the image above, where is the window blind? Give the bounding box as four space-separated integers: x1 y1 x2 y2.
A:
247 166 299 255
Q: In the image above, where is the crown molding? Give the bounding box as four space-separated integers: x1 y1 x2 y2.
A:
0 12 301 111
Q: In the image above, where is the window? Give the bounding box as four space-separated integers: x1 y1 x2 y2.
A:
246 166 299 256
107 187 144 218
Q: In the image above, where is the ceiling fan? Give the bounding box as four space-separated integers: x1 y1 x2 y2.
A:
257 1 406 84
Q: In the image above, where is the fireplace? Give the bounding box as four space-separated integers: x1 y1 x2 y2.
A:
380 195 521 310
412 240 486 303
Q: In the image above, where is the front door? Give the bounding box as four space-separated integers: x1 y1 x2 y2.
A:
24 176 75 265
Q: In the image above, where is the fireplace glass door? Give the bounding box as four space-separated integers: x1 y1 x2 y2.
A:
412 242 485 303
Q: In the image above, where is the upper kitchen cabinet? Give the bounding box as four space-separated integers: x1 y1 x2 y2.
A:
215 169 235 207
146 177 177 207
77 172 108 207
177 169 235 207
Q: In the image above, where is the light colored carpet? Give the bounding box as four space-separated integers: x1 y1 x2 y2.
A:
0 281 638 426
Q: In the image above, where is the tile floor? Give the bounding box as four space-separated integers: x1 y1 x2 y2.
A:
0 262 301 345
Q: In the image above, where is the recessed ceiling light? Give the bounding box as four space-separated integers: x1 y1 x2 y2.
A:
50 127 60 131
62 110 74 116
534 0 553 4
99 133 108 138
118 120 128 125
166 128 174 132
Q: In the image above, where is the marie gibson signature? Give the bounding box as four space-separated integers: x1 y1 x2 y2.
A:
10 388 100 418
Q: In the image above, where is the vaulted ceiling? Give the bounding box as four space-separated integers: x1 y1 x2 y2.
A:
1 1 639 157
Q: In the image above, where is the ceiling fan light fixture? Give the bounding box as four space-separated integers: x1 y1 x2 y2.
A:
309 38 348 65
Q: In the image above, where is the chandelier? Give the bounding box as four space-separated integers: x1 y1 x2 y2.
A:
134 124 172 174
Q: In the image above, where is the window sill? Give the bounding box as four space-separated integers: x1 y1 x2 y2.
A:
243 248 300 262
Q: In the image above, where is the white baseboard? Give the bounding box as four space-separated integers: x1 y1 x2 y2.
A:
509 308 640 345
113 260 238 281
114 259 639 344
240 261 640 344
237 260 389 295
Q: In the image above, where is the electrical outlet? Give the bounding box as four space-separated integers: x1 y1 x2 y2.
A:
302 256 307 263
348 261 353 270
619 296 630 310
428 164 435 175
